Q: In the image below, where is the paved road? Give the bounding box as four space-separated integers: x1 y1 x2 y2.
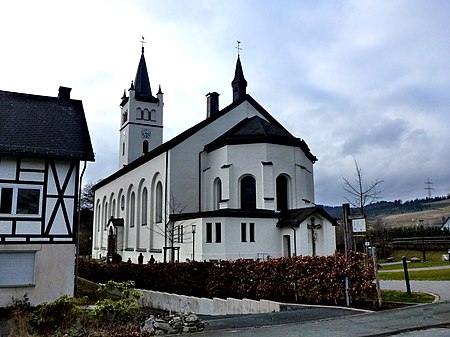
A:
198 302 450 337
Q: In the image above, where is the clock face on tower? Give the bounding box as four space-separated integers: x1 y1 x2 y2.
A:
141 128 151 139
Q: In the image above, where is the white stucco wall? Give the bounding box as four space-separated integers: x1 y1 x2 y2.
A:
0 244 75 307
202 143 315 211
93 152 167 261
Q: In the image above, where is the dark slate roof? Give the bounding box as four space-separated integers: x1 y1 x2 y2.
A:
204 115 317 162
94 94 315 190
0 87 95 161
276 206 339 227
134 47 159 103
170 207 337 226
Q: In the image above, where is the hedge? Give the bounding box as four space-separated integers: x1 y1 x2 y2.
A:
78 252 376 305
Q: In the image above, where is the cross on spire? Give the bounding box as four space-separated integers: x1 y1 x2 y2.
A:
236 40 242 56
140 36 146 53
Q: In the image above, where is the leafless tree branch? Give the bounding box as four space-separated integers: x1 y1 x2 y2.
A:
342 158 384 215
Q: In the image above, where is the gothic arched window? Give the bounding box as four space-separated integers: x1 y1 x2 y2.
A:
240 175 256 210
276 175 289 211
213 178 222 210
143 140 149 154
142 187 148 225
155 182 163 223
130 192 135 228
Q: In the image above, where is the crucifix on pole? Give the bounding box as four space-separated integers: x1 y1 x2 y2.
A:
307 217 321 256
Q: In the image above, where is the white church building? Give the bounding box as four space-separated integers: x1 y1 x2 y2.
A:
92 47 337 263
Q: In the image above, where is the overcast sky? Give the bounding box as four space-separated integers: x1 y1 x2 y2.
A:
2 0 450 206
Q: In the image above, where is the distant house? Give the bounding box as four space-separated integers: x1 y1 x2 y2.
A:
0 87 94 306
91 48 337 263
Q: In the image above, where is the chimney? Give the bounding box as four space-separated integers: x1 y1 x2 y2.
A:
206 92 220 118
57 86 72 106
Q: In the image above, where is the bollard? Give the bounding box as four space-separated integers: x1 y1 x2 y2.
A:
402 256 411 295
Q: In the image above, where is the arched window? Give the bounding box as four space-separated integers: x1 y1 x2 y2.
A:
143 140 149 154
122 110 128 124
276 175 289 211
130 192 135 228
240 176 256 210
136 108 143 120
155 182 163 223
150 109 156 121
142 187 148 225
213 178 222 210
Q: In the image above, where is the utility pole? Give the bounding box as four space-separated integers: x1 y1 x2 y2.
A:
424 178 434 198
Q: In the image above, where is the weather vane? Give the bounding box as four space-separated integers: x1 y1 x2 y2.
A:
236 40 242 56
140 36 146 52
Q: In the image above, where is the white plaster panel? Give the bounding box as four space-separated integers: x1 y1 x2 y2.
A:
0 156 16 180
0 221 12 234
15 221 41 234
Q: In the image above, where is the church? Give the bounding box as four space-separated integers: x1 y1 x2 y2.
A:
92 46 337 263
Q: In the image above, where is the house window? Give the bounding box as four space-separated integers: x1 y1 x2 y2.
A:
0 252 35 286
0 187 13 213
213 178 222 210
249 223 255 242
276 175 289 211
206 222 212 243
177 225 184 243
155 182 163 223
241 222 247 242
0 185 41 216
16 188 40 214
240 176 256 210
215 222 221 243
141 188 148 225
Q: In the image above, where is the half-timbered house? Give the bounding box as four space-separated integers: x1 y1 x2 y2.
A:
0 87 94 306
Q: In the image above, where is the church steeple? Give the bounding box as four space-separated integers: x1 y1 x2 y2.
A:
231 54 247 102
134 47 158 103
118 43 164 167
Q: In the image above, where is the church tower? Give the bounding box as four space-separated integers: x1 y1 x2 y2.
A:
119 47 164 167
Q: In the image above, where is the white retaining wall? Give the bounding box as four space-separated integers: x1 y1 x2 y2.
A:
139 289 281 316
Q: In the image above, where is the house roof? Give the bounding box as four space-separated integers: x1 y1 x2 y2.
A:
205 115 317 162
94 94 316 190
0 87 95 161
276 206 339 227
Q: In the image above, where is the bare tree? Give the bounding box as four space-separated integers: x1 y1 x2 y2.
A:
149 195 188 262
80 181 95 211
342 159 383 216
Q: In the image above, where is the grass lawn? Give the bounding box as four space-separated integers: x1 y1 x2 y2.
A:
381 290 435 304
379 268 450 281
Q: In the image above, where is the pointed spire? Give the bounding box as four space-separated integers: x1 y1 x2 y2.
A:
134 47 153 99
231 54 247 102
